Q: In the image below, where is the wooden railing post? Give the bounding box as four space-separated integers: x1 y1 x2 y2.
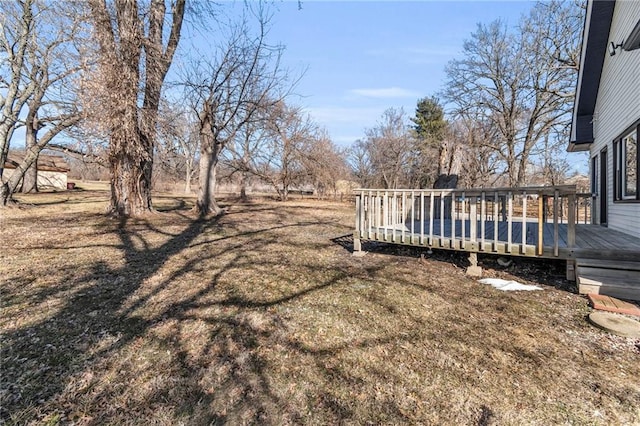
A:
568 192 576 248
354 193 362 252
461 192 466 249
521 191 527 254
470 195 477 249
440 192 445 247
507 191 513 253
410 191 415 244
537 191 543 255
367 191 376 239
450 192 456 249
420 191 425 245
391 191 397 242
493 191 499 251
553 189 559 257
383 191 389 241
428 191 434 246
480 192 486 251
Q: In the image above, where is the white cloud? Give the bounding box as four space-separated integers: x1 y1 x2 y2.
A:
349 87 420 99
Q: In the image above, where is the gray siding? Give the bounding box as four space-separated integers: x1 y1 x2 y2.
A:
591 0 640 238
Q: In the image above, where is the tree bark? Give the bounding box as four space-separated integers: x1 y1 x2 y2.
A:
21 112 39 193
107 117 153 216
196 143 223 216
0 182 11 206
21 159 38 193
184 161 192 194
239 170 249 201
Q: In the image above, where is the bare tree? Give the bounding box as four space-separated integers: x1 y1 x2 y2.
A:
87 0 185 216
155 102 199 193
354 108 414 189
242 103 315 202
0 0 35 179
442 0 582 187
302 128 350 199
223 103 349 202
223 112 270 201
451 115 502 188
0 1 84 204
349 139 375 188
186 8 288 215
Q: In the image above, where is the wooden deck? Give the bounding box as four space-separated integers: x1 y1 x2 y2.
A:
354 186 640 299
572 225 640 260
353 186 640 261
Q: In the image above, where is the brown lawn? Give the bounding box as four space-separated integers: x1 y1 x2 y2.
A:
1 187 639 425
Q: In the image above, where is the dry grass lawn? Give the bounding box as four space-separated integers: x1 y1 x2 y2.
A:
1 188 639 425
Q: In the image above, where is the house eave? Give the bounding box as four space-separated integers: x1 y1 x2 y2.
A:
569 0 616 152
623 18 640 51
567 141 592 153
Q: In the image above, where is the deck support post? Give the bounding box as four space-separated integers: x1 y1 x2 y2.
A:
354 236 362 253
466 252 483 277
566 260 575 281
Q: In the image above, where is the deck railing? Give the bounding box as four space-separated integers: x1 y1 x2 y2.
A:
354 185 585 257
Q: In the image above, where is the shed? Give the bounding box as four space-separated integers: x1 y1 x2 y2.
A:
3 153 71 190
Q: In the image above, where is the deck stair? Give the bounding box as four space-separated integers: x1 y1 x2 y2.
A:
576 258 640 301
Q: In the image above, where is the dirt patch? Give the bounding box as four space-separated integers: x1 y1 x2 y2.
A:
1 190 639 424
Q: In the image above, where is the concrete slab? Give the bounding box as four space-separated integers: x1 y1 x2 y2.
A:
466 265 483 277
588 311 640 338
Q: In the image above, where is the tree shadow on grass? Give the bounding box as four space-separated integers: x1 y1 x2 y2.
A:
1 214 216 422
0 204 362 423
4 198 635 423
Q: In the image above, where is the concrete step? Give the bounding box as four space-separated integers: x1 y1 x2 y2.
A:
576 259 640 301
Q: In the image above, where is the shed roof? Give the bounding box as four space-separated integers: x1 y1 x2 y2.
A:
4 152 70 173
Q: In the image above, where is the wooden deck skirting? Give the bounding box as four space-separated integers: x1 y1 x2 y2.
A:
352 185 640 260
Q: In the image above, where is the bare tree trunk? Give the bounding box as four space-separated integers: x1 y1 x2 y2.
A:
21 159 38 193
196 143 223 215
184 161 192 194
21 112 39 193
2 138 47 204
239 171 249 201
280 187 289 202
0 125 15 182
0 183 11 205
108 118 153 216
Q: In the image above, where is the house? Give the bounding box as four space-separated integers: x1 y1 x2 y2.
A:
569 0 640 239
3 153 71 190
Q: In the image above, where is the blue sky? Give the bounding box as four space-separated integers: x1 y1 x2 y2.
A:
265 1 536 146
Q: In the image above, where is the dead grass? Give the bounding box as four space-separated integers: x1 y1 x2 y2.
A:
1 190 639 425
